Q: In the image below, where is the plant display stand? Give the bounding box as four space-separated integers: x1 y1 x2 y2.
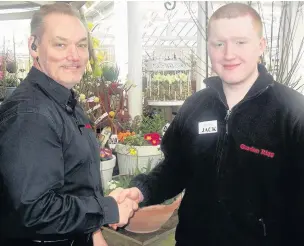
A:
100 155 116 190
102 211 178 246
115 144 163 175
145 59 192 102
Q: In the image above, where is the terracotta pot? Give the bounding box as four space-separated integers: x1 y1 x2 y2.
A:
124 195 182 233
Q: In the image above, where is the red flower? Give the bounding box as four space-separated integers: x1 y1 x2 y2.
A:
144 133 161 146
151 139 161 146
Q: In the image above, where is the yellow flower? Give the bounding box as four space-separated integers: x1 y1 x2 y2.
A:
94 97 99 103
109 111 115 118
129 148 137 156
90 57 94 65
96 51 104 63
87 22 94 32
79 94 86 101
92 37 100 49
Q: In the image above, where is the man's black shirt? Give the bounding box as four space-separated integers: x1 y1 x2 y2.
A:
0 67 118 241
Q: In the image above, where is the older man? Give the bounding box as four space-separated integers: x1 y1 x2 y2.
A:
0 3 137 246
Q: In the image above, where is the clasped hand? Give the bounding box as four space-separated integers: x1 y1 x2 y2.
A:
108 187 144 230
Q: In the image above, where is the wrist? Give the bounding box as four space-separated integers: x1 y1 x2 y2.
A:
135 187 144 202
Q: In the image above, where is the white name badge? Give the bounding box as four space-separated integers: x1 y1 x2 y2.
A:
198 120 218 134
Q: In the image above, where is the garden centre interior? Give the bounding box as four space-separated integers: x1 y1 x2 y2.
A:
0 1 304 245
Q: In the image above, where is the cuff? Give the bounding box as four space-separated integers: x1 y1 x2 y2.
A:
129 174 150 206
95 196 119 225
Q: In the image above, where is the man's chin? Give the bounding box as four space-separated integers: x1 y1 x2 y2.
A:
220 76 245 85
58 78 81 89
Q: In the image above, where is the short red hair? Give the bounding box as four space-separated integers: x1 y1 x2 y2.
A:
208 3 263 38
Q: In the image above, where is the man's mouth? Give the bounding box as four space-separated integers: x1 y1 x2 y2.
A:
223 64 240 70
62 65 80 70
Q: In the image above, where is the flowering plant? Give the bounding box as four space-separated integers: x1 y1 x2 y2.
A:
100 147 113 161
144 133 161 146
115 114 165 155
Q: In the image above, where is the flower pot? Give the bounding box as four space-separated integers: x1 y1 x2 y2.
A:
125 195 182 233
100 155 116 190
115 144 163 175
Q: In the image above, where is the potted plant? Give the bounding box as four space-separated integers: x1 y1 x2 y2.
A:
115 114 166 175
105 163 183 233
0 75 19 99
99 126 117 190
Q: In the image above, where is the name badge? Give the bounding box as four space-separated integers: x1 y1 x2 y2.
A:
198 120 218 134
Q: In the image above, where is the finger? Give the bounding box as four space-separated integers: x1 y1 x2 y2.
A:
129 210 135 219
109 224 118 230
132 201 138 211
117 189 130 203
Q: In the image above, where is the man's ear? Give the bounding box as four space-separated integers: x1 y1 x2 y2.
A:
28 36 39 59
259 37 267 56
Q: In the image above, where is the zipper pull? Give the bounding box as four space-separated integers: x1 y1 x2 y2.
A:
225 110 231 121
259 218 267 236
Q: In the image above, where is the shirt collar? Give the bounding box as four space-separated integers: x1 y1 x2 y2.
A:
27 66 74 108
204 64 274 102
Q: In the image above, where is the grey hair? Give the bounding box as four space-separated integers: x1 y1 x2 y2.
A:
30 2 84 39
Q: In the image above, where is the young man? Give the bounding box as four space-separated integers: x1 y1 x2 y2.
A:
116 3 304 246
0 3 137 246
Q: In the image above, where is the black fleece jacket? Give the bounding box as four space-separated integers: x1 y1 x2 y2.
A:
130 65 304 246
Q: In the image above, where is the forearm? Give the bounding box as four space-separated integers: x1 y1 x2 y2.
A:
19 192 119 235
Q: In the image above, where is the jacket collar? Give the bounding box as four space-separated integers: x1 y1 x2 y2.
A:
27 66 75 108
204 64 274 101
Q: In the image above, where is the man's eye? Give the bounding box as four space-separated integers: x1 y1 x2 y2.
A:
55 44 66 48
215 43 224 47
78 44 88 48
236 41 246 45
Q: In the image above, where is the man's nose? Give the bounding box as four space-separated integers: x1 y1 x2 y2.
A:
66 45 80 61
224 43 236 60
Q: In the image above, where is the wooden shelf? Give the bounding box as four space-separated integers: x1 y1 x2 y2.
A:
147 100 184 106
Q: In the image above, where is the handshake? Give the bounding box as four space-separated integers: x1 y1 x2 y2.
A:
107 187 144 230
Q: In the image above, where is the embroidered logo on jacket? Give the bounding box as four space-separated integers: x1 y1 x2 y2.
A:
240 144 275 158
198 120 218 134
85 124 92 129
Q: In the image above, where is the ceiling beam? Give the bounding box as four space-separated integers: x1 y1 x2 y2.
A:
0 10 36 21
27 1 53 6
0 2 39 10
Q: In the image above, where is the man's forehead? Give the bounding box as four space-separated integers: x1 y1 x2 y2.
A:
42 14 87 41
209 16 258 37
209 15 262 38
43 14 86 32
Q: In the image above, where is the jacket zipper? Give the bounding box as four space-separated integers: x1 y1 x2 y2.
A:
259 218 267 236
215 85 271 176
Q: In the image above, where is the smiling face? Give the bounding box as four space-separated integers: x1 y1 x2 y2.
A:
208 15 266 86
29 13 89 89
